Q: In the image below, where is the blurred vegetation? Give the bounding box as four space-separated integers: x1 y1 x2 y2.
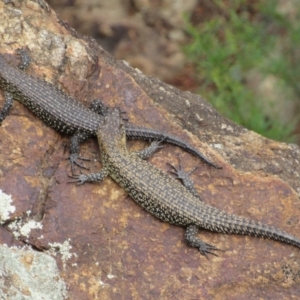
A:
184 0 300 142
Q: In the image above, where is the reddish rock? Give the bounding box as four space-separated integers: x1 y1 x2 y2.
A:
0 1 299 299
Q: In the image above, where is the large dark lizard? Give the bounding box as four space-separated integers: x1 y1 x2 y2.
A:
71 108 300 257
0 50 220 170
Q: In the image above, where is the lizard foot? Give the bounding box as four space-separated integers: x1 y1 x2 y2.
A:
68 154 90 173
68 173 90 185
185 225 224 259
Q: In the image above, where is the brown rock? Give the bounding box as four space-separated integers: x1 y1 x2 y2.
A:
0 1 299 299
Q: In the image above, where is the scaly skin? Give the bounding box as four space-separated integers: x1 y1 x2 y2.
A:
0 51 220 169
71 108 300 257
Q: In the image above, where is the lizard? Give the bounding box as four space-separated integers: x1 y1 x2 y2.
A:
70 107 300 257
0 50 220 170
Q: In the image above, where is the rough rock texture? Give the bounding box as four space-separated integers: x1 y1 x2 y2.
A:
0 245 67 299
0 1 299 299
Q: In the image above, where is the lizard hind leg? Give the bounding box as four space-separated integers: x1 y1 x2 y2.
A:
134 140 164 160
185 225 223 258
169 157 224 257
167 156 200 200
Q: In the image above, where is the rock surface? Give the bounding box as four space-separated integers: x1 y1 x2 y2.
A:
0 244 67 300
0 1 299 299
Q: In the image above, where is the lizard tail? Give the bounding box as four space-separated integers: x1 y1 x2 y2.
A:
201 212 300 249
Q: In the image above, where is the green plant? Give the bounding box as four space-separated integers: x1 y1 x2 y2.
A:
184 0 299 142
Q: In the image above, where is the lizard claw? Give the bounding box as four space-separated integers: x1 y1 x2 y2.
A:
198 242 224 259
151 139 165 149
167 156 197 180
68 154 90 173
68 173 89 185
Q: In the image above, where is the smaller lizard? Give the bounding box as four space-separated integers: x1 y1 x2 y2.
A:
0 50 220 171
70 108 300 257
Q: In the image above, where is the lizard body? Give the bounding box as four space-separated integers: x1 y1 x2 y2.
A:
0 51 219 169
72 108 300 256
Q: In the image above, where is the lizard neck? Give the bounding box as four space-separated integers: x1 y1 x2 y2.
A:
97 108 128 161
